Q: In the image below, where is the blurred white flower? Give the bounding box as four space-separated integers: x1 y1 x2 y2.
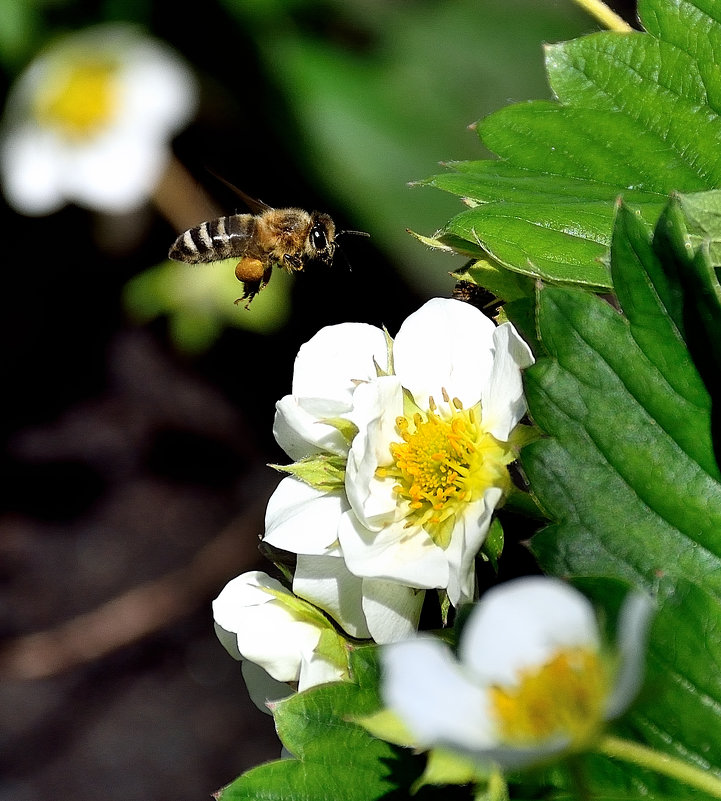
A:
264 298 534 643
381 577 653 769
213 571 349 712
0 23 197 215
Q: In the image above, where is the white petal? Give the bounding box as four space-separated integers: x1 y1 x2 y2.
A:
444 488 501 606
264 477 344 555
293 553 371 639
470 737 572 771
236 602 322 683
338 509 449 589
345 376 404 525
297 651 347 692
604 591 654 720
361 578 424 643
460 577 600 685
241 660 293 713
481 322 535 441
118 40 197 133
291 322 388 404
393 298 496 410
382 636 496 751
0 127 65 215
212 570 286 633
65 130 167 212
0 23 197 216
213 621 242 661
212 571 322 683
273 394 350 459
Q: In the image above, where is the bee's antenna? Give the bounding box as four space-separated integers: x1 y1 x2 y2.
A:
334 231 369 273
335 231 370 273
337 229 370 239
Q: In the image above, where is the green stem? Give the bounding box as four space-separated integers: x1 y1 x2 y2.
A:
569 0 633 31
597 735 721 798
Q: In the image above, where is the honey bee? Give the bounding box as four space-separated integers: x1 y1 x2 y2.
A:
168 188 367 307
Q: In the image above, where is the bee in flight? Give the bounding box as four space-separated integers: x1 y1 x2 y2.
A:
168 187 368 307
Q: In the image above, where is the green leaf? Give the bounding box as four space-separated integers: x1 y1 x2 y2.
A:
608 202 717 476
545 33 721 186
628 579 721 791
565 578 721 799
442 199 614 289
425 1 721 293
638 0 721 108
522 198 721 794
525 197 721 593
219 647 426 801
675 189 721 264
481 103 708 192
656 193 721 476
0 0 40 69
123 259 291 353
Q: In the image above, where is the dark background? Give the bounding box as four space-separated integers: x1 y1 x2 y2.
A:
0 2 638 799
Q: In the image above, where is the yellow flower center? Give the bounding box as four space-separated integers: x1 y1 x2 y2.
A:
377 393 513 548
489 646 609 748
33 57 119 139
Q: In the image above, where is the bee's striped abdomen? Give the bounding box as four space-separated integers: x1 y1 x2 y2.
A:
168 214 254 264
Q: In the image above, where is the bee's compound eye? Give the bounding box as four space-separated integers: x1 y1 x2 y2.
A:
310 225 328 251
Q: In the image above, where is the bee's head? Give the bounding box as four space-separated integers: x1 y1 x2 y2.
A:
307 212 337 264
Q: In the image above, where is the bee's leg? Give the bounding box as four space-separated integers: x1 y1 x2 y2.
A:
234 263 273 308
283 253 303 272
235 282 259 308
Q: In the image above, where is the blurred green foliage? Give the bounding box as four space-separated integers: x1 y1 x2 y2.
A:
0 0 598 349
123 257 292 351
219 0 594 293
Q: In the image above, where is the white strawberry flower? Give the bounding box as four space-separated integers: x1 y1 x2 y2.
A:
0 23 197 216
212 571 350 711
381 577 653 769
265 298 534 643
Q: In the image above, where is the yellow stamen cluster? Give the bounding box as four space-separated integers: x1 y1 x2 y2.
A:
489 647 609 748
377 393 512 548
34 57 119 139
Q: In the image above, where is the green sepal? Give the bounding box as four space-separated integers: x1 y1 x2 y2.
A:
417 749 495 792
372 325 395 377
472 767 510 801
257 540 296 585
315 628 352 677
438 588 452 627
502 485 547 520
479 517 504 572
355 707 417 747
402 386 423 418
407 228 478 258
507 422 542 452
258 580 337 632
321 417 359 446
270 453 346 492
459 256 536 303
